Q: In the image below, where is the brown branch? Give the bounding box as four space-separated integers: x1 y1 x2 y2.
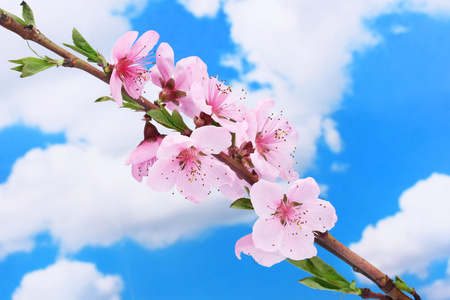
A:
360 288 392 300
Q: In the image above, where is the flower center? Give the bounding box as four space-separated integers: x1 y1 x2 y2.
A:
177 147 204 182
255 114 288 156
274 195 300 226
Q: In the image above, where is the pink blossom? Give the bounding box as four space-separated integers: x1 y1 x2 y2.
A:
150 43 208 118
235 234 286 267
250 178 337 261
244 98 298 181
191 76 247 133
146 126 233 203
110 30 159 106
125 137 163 182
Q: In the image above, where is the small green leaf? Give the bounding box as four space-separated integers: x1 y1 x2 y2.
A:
63 43 101 64
299 277 361 295
22 61 56 77
394 276 414 294
122 101 145 111
62 28 102 64
299 276 343 291
11 65 24 72
94 96 113 103
230 198 254 210
171 109 190 131
288 256 349 287
20 1 35 27
147 109 175 129
72 28 97 56
9 57 57 78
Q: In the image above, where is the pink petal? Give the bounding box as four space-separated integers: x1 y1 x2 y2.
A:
128 30 159 59
146 159 178 192
190 126 231 154
122 70 150 99
203 158 234 188
235 234 254 259
255 98 275 125
155 43 175 83
250 180 284 217
130 161 149 183
252 217 284 252
301 200 337 232
250 153 280 178
191 82 213 114
174 56 208 91
156 134 193 160
278 225 317 260
176 174 210 204
235 234 286 267
287 177 321 204
109 70 123 106
150 65 163 87
251 245 286 267
125 139 161 165
111 31 139 64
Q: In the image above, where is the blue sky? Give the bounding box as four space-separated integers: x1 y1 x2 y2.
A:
1 0 450 299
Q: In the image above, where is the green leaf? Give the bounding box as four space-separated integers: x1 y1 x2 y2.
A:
299 276 344 291
147 109 175 129
21 61 55 77
230 198 254 210
9 57 57 78
394 276 414 294
62 28 102 64
63 43 101 64
122 101 145 111
72 28 97 56
171 109 190 131
94 96 113 103
288 256 349 287
21 2 35 27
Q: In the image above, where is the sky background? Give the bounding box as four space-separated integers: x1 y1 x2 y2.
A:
1 0 450 299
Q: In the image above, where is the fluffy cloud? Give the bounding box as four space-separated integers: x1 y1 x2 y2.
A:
12 260 123 300
0 143 254 258
421 258 450 299
179 0 450 171
349 173 450 277
177 0 221 17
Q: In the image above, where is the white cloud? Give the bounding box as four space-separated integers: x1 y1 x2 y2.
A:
177 0 221 17
322 118 342 153
330 162 350 173
12 259 123 300
176 0 450 171
219 0 397 169
0 144 254 258
350 173 450 278
391 25 409 34
419 258 450 299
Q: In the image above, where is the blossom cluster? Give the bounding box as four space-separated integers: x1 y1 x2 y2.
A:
109 30 337 266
